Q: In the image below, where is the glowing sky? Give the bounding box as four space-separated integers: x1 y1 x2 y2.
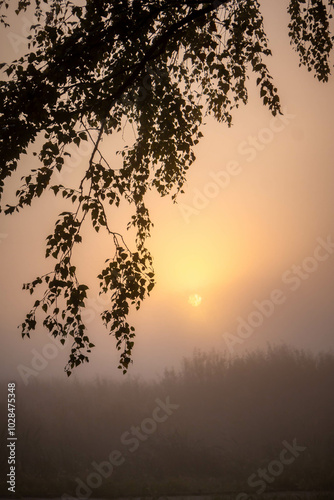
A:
0 1 334 382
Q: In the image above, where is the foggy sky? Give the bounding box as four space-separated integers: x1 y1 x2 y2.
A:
0 1 333 383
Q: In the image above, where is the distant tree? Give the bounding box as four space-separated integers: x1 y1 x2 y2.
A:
0 0 333 374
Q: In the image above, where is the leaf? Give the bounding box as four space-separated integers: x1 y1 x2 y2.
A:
3 0 330 377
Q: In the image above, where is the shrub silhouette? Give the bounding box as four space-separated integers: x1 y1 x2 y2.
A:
1 345 333 496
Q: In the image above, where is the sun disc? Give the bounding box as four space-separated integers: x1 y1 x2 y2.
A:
188 294 202 307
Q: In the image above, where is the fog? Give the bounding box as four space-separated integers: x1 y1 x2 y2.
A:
1 347 333 497
0 1 334 498
1 1 334 383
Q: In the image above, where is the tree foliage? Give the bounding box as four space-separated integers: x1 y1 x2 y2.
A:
0 0 333 375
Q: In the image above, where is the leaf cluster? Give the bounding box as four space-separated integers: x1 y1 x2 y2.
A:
0 0 332 374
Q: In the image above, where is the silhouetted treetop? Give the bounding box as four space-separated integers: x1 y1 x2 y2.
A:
0 0 333 374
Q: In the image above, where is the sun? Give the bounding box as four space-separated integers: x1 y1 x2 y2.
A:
188 294 202 307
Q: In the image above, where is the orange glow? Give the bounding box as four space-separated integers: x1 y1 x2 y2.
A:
188 294 202 307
